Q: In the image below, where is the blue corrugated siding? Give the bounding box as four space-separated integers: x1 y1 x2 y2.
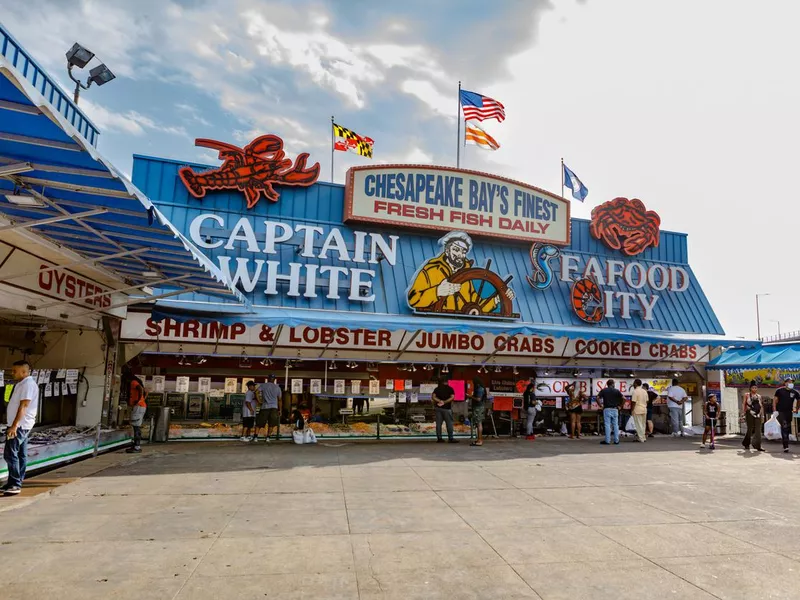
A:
132 155 724 335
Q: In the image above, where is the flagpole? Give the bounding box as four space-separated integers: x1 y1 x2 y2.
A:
561 157 565 198
456 81 461 169
331 116 335 183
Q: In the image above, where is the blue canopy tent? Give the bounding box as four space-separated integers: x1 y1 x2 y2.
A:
707 343 800 371
0 25 247 319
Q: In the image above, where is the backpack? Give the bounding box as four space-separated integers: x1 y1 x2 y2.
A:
749 394 761 417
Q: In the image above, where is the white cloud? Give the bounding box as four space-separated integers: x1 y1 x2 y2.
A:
405 147 433 164
401 80 454 118
80 100 187 138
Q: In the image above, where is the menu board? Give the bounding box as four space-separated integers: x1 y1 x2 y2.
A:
334 379 346 395
310 379 322 394
368 379 380 395
151 376 165 393
224 378 238 393
198 377 211 393
291 379 303 393
186 393 205 419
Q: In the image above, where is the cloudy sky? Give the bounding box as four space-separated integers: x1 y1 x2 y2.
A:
2 0 798 340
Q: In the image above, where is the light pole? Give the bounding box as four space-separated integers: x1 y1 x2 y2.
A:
755 293 770 340
65 42 115 104
771 320 781 337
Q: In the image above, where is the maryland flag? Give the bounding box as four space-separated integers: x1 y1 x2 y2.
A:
333 123 374 158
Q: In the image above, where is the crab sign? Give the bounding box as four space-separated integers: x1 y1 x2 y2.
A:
178 134 320 209
589 197 661 256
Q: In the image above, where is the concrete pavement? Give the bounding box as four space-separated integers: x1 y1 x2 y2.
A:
1 435 799 599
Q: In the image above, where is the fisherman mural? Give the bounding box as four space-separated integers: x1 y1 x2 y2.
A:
407 231 518 319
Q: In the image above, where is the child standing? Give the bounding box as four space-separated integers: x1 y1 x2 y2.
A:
702 393 720 449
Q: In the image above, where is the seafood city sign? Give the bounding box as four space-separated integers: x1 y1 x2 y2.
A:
528 199 684 323
344 165 571 244
179 135 320 209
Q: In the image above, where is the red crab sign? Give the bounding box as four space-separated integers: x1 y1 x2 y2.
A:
179 135 320 209
589 197 660 256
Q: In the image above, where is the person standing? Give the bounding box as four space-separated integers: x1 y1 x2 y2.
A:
565 382 585 439
469 378 489 447
123 368 146 454
773 377 799 453
241 381 257 442
667 379 688 437
702 393 721 449
2 361 39 496
643 383 658 438
432 378 458 443
523 382 537 440
257 374 281 444
598 379 623 445
741 381 764 452
630 379 648 443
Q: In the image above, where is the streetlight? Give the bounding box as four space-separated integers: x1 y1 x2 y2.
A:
771 320 781 337
65 42 116 104
755 293 770 340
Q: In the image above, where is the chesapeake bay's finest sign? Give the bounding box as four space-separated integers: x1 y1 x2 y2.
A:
120 314 706 362
344 165 570 244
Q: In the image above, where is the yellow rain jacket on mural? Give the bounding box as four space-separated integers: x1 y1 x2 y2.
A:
407 254 495 314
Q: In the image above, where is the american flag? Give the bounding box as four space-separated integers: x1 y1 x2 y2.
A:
460 89 505 122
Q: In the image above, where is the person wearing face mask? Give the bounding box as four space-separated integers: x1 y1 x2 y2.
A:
773 377 799 453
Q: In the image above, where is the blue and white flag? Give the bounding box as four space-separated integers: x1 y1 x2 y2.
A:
563 163 588 202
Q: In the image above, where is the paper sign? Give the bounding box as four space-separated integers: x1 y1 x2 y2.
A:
449 380 466 401
198 377 211 393
54 382 61 395
56 369 66 379
385 379 394 391
224 378 238 393
176 376 190 393
152 376 165 393
66 369 79 383
368 379 380 395
310 379 322 394
394 379 405 391
420 383 437 394
209 388 225 398
404 379 413 390
410 392 419 403
44 383 52 397
334 379 346 395
0 371 4 387
291 379 303 393
68 383 77 395
351 380 361 395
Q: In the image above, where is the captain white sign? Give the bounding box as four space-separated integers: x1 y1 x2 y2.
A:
344 165 570 244
189 214 398 302
121 314 705 362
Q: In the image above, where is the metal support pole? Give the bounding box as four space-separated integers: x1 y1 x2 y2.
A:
456 81 462 168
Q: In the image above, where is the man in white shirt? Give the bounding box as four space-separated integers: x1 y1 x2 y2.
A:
2 360 40 495
630 379 649 442
667 379 688 437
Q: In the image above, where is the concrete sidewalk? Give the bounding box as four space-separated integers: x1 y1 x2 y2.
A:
1 435 799 599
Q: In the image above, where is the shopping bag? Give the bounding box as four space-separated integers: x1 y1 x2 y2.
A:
292 430 305 444
304 428 317 444
625 416 636 432
764 414 782 441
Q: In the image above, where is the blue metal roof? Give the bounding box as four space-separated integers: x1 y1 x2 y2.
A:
708 343 800 370
0 24 247 309
133 153 728 340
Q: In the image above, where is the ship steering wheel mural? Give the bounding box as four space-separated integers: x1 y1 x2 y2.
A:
407 231 519 319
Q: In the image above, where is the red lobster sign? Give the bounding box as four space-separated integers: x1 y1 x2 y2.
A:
179 135 320 209
589 197 661 256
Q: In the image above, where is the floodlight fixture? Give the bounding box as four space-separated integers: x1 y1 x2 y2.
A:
66 43 95 68
65 42 116 103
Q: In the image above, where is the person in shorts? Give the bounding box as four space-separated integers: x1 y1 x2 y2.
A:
256 374 281 443
123 367 146 454
469 378 489 447
702 393 721 449
241 381 257 441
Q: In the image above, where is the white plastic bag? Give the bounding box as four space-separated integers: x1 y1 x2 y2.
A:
625 416 636 432
304 428 317 444
560 423 568 435
764 414 782 441
292 430 305 444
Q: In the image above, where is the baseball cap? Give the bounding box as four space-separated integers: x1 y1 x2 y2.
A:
267 373 276 380
785 377 794 382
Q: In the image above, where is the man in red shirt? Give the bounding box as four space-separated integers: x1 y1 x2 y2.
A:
123 367 146 453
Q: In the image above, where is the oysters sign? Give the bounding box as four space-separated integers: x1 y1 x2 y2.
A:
344 165 570 244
